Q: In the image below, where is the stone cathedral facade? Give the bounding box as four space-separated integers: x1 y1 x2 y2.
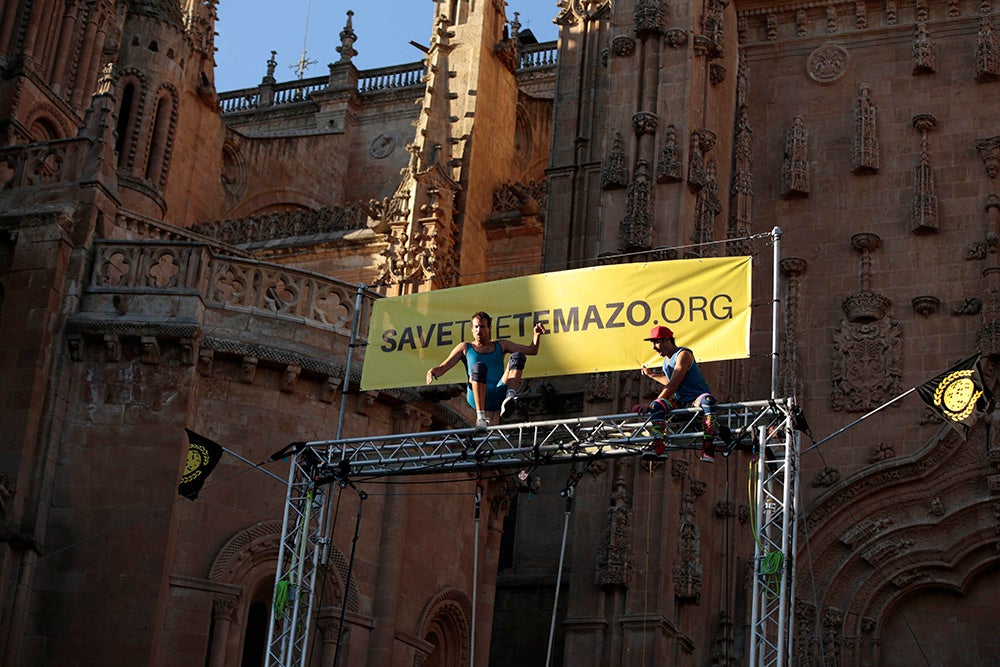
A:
2 0 1000 665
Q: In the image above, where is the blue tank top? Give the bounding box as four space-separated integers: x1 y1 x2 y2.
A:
663 347 711 404
464 342 505 384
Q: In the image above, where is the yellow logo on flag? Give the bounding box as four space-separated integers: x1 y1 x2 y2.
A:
361 256 752 391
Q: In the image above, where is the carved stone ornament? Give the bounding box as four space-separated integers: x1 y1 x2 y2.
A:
781 116 810 198
911 295 940 317
806 44 849 84
601 131 629 190
656 124 683 183
664 28 688 48
632 111 657 136
370 133 395 159
611 35 636 58
977 135 1000 179
911 114 939 234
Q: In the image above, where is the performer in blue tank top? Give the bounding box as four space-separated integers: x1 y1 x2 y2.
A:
636 325 730 462
427 311 546 431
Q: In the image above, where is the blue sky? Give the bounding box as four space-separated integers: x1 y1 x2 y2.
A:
214 1 561 92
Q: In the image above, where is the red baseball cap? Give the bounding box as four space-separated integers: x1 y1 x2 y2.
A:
644 325 674 341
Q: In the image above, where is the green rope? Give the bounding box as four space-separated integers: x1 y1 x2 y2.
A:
273 579 290 616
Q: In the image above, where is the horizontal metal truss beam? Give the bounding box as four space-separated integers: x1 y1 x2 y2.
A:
301 399 788 481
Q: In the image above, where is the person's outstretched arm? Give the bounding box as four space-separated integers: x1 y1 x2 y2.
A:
427 342 468 384
498 323 546 356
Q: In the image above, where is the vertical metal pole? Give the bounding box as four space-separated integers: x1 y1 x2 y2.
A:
264 457 300 667
471 485 482 667
337 284 367 443
748 426 765 665
546 490 573 667
771 227 782 400
776 417 793 667
323 284 368 567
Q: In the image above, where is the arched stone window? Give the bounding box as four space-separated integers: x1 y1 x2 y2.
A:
414 588 472 667
144 85 177 187
115 72 146 171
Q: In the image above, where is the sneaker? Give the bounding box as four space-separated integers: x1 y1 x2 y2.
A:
641 421 667 460
475 416 490 432
500 392 517 418
700 439 716 463
641 446 669 462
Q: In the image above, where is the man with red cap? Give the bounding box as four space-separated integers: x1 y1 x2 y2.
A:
637 325 728 462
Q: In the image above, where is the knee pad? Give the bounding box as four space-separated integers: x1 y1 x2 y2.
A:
649 397 674 419
508 352 526 370
470 361 488 383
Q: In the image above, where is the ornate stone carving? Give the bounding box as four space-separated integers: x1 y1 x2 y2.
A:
974 5 1000 83
586 372 613 402
104 334 121 362
929 497 945 515
852 83 880 174
212 595 238 621
618 159 654 252
695 0 725 58
281 365 301 393
826 5 838 33
807 45 849 84
812 466 841 487
664 28 688 49
781 116 809 198
822 607 845 665
795 9 808 37
766 14 778 41
595 466 634 585
192 205 367 245
911 114 939 233
633 0 666 37
885 0 898 25
632 111 657 136
687 128 715 193
953 297 983 315
780 257 808 399
709 63 726 84
693 159 722 253
839 517 894 546
832 234 902 411
220 141 247 199
860 539 913 567
977 135 1000 178
240 355 258 383
369 133 395 159
611 35 636 58
673 520 702 604
655 124 683 183
601 131 628 190
911 295 940 317
855 0 868 29
867 441 895 462
140 335 159 364
335 10 357 63
67 334 83 361
912 21 936 74
198 348 214 377
671 458 689 479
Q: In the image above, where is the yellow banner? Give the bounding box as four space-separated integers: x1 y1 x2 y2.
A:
360 256 751 390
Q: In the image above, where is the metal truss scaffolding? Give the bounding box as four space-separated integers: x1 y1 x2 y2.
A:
264 398 798 667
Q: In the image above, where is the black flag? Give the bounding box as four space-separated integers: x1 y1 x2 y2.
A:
178 429 224 500
917 354 995 440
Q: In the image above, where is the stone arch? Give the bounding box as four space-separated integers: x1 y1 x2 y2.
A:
115 69 148 172
24 104 71 141
224 188 326 220
412 587 472 667
207 520 363 655
144 83 178 188
796 424 1000 664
